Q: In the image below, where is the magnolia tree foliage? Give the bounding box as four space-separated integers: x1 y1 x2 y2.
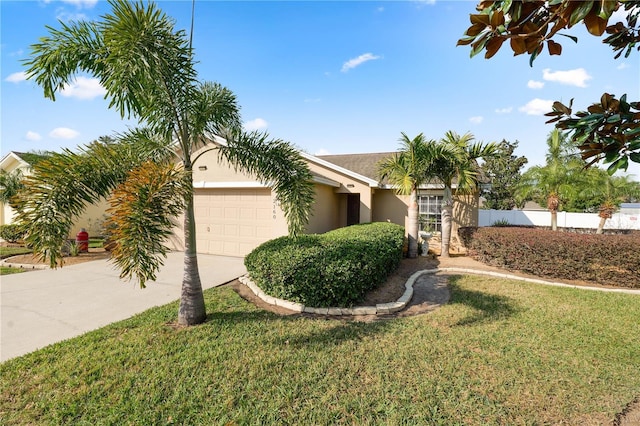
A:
459 0 640 173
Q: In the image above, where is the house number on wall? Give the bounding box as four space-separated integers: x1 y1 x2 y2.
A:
273 199 280 220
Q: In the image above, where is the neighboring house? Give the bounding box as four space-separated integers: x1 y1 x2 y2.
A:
169 144 479 257
0 151 108 238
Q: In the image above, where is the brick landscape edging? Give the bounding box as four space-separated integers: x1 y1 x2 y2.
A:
239 267 640 316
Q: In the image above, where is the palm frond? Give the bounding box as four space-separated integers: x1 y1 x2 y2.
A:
106 161 190 287
218 131 315 237
12 134 174 267
24 0 197 135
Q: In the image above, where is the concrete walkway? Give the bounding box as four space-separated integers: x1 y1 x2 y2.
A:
1 252 246 362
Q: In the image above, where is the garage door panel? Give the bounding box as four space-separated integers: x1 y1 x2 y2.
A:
194 188 273 257
239 208 255 220
224 224 238 237
209 207 223 218
256 208 270 220
209 224 224 237
239 225 255 237
256 226 271 238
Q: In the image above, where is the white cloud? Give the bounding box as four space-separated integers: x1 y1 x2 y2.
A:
49 127 79 139
243 118 268 131
25 131 42 141
5 72 27 83
57 0 98 8
519 98 554 116
60 77 106 100
315 148 331 156
542 68 592 88
341 53 381 72
527 80 544 89
56 10 88 21
69 0 98 6
495 107 513 114
469 116 484 124
617 62 629 70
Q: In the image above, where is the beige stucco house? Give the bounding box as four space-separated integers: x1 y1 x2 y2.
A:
169 143 479 257
0 151 108 238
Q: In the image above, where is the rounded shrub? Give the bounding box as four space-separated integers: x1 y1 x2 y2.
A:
0 224 26 243
245 222 405 307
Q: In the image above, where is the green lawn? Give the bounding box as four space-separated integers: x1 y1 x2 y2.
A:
0 266 25 275
1 274 639 425
0 246 31 259
89 238 104 249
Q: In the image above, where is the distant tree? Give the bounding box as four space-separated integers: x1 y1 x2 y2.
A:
480 139 528 210
577 172 640 233
0 151 52 207
459 1 640 173
517 129 583 230
0 169 24 206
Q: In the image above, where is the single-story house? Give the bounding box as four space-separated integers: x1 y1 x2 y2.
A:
169 143 479 257
0 151 108 238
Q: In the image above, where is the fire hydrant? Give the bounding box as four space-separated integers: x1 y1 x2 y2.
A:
76 228 89 253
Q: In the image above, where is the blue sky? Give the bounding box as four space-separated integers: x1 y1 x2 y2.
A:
2 0 639 180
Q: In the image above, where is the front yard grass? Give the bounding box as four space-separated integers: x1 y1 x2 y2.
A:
0 266 25 275
0 246 31 259
1 274 639 424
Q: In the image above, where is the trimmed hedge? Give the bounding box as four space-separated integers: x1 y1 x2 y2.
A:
0 224 25 243
468 227 640 288
244 222 405 307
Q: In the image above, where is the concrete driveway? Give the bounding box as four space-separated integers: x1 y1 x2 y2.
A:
1 252 246 362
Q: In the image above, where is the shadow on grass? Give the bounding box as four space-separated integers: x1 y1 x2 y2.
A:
447 275 519 326
270 320 393 349
204 304 394 350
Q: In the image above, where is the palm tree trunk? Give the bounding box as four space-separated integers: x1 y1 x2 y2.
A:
407 189 419 258
440 186 453 258
596 217 606 234
178 187 206 326
547 193 559 231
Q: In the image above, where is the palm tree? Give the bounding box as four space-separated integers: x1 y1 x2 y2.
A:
379 133 448 258
433 131 497 258
517 129 581 231
16 0 314 326
580 172 640 233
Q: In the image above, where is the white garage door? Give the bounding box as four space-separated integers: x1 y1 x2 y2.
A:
194 188 274 257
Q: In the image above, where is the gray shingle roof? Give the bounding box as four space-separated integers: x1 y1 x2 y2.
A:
317 152 447 186
316 152 394 182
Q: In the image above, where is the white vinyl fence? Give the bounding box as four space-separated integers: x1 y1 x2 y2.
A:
479 209 640 231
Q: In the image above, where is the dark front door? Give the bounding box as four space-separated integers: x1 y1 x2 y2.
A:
347 194 360 226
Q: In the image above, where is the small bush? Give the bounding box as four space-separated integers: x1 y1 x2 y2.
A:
491 218 511 227
0 224 25 243
245 222 405 307
469 227 640 288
